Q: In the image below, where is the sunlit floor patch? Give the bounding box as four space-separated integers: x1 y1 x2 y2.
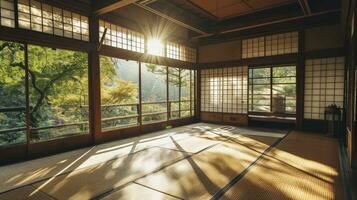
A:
31 147 186 200
101 183 180 200
220 131 344 200
0 124 344 200
134 134 279 199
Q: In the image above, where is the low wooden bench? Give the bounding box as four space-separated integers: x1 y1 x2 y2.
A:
249 115 296 124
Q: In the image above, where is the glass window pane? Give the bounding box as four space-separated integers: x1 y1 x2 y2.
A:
0 40 26 147
141 63 167 124
168 67 180 119
100 57 139 130
28 45 89 142
180 69 191 118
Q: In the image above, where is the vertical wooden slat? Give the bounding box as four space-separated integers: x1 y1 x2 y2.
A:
270 67 273 113
14 0 19 29
24 43 30 157
178 69 181 118
196 46 201 121
138 61 142 125
166 66 170 121
190 69 192 116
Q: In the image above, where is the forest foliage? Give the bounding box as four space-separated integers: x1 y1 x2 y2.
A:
0 41 194 145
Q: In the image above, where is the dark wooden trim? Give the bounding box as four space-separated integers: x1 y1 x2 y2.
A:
0 27 94 52
0 144 27 165
28 134 92 158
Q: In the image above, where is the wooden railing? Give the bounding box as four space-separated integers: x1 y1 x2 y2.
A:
0 100 193 136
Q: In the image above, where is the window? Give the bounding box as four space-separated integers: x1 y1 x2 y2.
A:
0 0 15 27
100 57 139 130
168 67 180 119
28 45 89 142
0 40 26 147
181 46 196 63
242 31 298 59
201 66 248 114
304 57 345 120
272 66 296 113
166 42 196 63
99 20 145 53
249 65 296 114
167 42 180 60
191 70 196 116
180 69 191 117
249 68 271 112
242 37 264 58
18 0 89 41
141 63 167 123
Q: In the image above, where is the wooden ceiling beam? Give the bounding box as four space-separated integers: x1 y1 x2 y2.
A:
94 0 139 15
298 0 311 15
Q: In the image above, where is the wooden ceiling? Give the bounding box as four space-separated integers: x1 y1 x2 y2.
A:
188 0 296 19
93 0 341 42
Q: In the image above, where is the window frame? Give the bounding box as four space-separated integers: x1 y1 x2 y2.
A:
248 64 297 117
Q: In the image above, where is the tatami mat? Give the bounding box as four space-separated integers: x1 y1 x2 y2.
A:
135 135 278 199
220 131 344 200
0 124 344 200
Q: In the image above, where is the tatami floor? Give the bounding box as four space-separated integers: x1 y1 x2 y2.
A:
0 123 344 200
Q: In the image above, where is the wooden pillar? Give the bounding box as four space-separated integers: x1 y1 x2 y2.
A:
296 29 305 130
196 46 201 121
166 66 170 122
138 62 142 125
178 69 181 118
88 15 101 143
24 43 30 156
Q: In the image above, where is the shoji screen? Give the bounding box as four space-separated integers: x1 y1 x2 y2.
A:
242 31 298 59
201 68 223 112
222 67 248 113
304 57 345 120
0 0 15 27
201 66 248 114
99 20 145 53
18 0 89 41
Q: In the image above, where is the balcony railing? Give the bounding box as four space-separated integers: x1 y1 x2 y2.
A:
0 101 194 143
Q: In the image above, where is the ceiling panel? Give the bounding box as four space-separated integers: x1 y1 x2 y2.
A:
188 0 295 19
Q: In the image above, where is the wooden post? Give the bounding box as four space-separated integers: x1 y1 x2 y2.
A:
178 69 181 118
296 29 305 130
24 43 30 157
138 62 142 125
190 70 192 116
166 66 170 122
88 14 101 143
